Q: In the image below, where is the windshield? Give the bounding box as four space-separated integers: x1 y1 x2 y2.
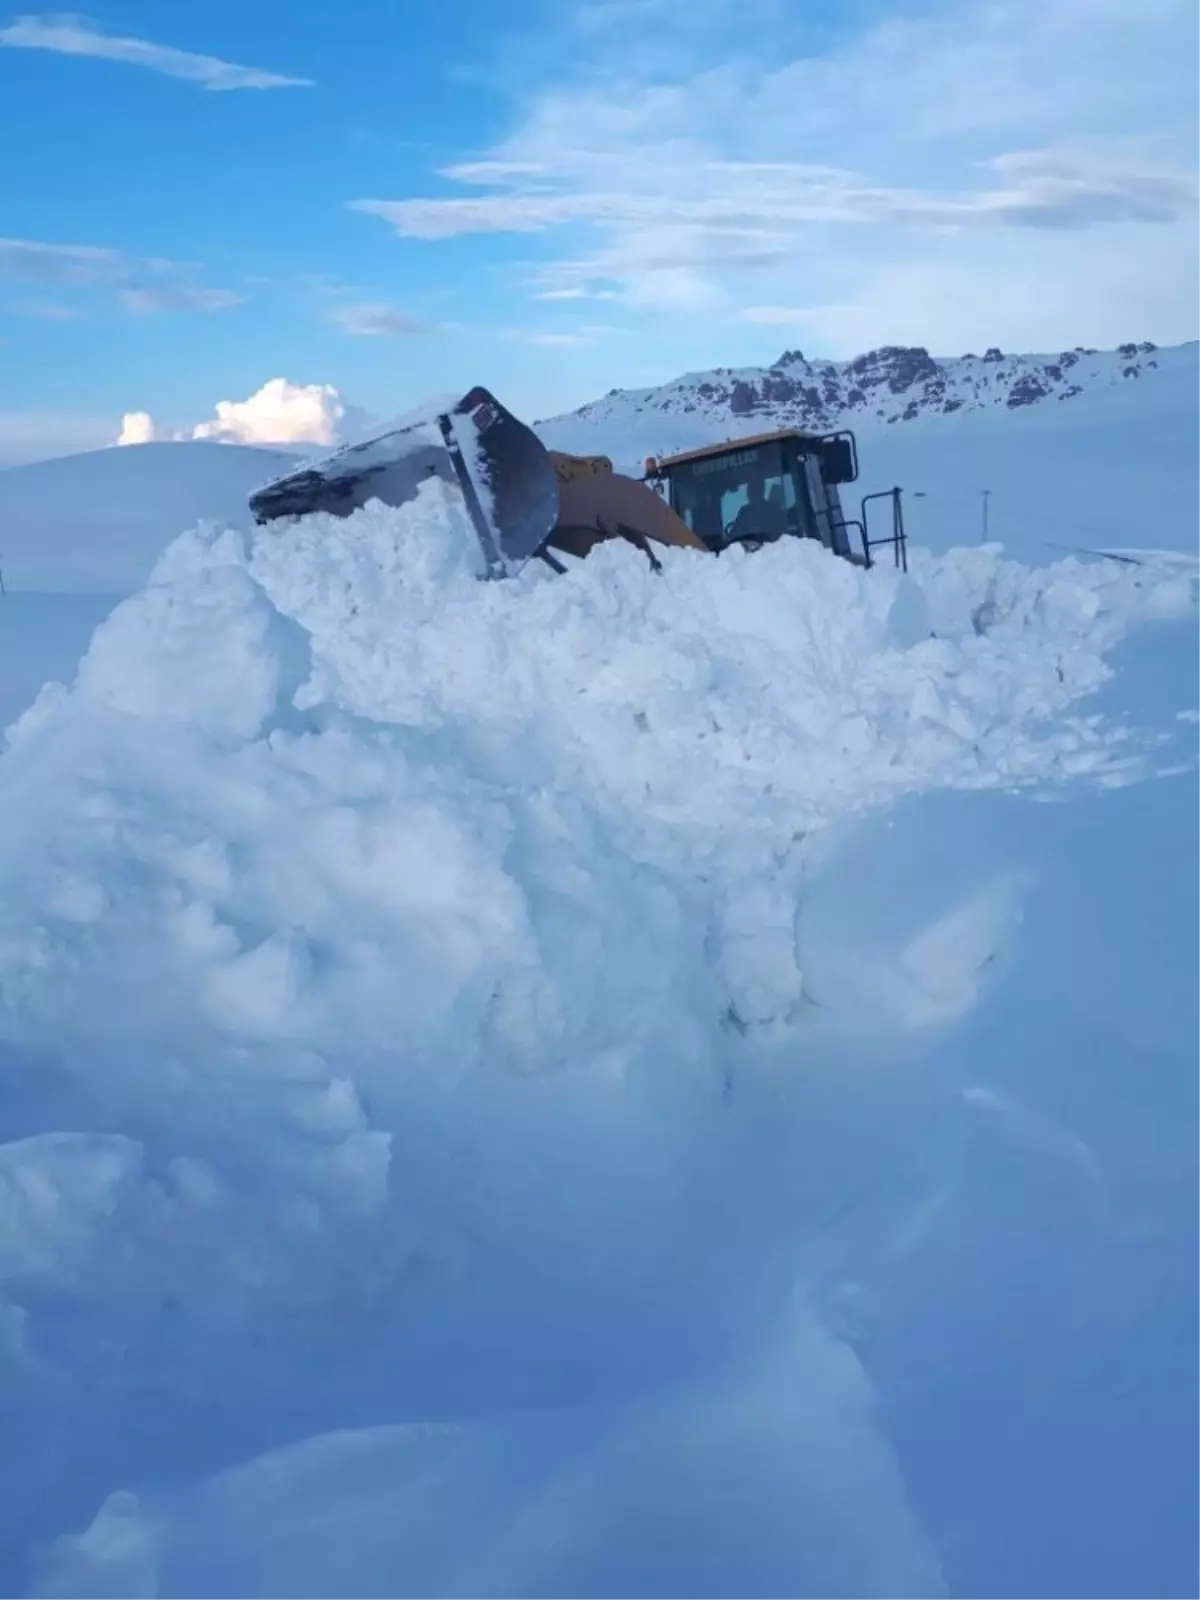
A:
668 442 807 549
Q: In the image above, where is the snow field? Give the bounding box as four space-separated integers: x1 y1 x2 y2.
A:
0 475 1195 1596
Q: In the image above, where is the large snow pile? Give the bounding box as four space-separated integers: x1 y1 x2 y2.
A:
0 482 1196 1597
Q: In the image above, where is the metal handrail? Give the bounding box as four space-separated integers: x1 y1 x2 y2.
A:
858 487 908 572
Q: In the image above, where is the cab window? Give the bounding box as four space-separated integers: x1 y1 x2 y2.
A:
669 442 803 547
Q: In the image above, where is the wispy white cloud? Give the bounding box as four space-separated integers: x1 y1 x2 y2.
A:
0 235 121 286
794 231 1200 356
12 297 83 319
533 286 618 302
355 149 1197 242
738 306 811 328
0 13 313 90
325 300 425 336
349 0 1198 348
510 328 607 347
525 331 587 347
357 145 1198 329
119 285 243 315
0 235 242 315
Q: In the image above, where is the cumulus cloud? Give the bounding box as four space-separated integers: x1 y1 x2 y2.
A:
191 379 349 445
0 13 313 90
116 411 157 446
116 379 376 452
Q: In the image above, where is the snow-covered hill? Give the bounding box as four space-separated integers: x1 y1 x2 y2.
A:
0 450 1197 1596
537 338 1190 451
0 439 301 593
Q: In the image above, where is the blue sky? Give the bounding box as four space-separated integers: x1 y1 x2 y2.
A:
1 0 1196 463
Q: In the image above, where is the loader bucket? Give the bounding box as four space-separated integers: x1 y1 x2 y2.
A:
248 386 560 579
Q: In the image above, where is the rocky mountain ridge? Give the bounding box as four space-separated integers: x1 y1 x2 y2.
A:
540 340 1170 439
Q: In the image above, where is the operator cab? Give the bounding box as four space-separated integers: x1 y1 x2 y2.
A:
645 428 861 562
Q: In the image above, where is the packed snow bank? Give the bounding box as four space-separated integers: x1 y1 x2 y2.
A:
1 484 1196 1597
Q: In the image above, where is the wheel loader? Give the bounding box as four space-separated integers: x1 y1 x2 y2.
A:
249 385 906 577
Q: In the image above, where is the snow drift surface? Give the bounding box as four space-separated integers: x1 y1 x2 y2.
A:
0 481 1196 1597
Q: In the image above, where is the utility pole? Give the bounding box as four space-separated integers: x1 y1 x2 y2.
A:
980 489 991 544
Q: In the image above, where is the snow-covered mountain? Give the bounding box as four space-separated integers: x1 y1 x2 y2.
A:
546 337 1175 433
538 338 1192 456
